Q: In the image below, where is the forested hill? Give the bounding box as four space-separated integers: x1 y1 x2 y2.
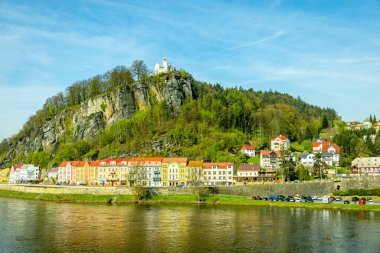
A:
0 62 338 169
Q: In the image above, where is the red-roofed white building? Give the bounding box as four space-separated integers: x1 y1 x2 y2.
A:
312 141 340 164
202 162 234 186
240 145 255 157
271 135 290 151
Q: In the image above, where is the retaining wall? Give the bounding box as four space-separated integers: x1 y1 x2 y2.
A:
1 177 380 197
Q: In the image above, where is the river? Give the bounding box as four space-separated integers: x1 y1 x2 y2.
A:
0 197 380 252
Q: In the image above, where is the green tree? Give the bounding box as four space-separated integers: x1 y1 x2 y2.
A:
131 60 148 81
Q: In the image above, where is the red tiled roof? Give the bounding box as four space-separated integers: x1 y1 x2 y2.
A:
13 164 24 169
260 150 282 158
162 158 187 163
241 145 254 150
202 162 234 169
272 135 287 141
89 161 101 166
58 161 68 167
70 161 81 166
313 141 340 154
237 164 260 171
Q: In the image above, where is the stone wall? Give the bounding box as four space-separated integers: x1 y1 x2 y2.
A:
216 177 380 197
1 177 380 197
0 184 193 196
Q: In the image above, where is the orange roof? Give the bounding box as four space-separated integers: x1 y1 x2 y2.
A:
313 141 340 154
272 135 287 141
260 150 281 158
59 161 68 167
203 162 234 169
241 145 254 150
188 161 203 167
70 161 81 166
89 161 101 166
237 164 260 171
13 164 24 169
162 158 187 163
76 161 87 167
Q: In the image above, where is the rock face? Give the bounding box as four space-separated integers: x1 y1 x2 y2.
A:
3 73 195 163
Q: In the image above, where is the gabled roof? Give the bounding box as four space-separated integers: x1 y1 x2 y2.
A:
13 164 24 169
203 162 234 169
129 157 162 162
313 141 340 154
237 164 260 171
58 161 68 167
241 145 254 150
260 150 281 158
272 135 287 141
48 167 59 173
162 158 187 163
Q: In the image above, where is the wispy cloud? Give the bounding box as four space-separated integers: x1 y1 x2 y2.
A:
233 31 285 49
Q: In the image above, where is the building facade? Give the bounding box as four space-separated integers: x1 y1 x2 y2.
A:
161 158 188 187
271 135 290 151
202 162 234 186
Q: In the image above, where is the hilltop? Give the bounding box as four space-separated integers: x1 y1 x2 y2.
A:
0 61 338 170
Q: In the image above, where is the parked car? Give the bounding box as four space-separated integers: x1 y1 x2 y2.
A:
335 197 343 201
262 197 268 201
367 197 374 204
306 196 314 203
344 200 350 204
322 196 332 203
352 197 360 202
286 196 295 202
358 198 366 205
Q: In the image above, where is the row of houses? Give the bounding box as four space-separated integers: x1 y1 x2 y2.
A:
55 158 236 187
241 136 341 170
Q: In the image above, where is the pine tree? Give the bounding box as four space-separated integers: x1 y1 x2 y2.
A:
370 114 373 123
374 115 377 123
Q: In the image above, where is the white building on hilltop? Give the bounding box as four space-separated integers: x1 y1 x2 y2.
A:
154 58 175 75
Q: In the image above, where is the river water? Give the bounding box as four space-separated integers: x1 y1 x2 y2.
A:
1 197 380 252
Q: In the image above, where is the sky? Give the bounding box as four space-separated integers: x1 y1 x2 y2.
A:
1 0 380 140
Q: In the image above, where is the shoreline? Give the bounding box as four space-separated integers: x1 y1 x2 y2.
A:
1 189 380 212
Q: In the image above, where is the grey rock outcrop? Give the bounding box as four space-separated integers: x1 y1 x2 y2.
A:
2 73 195 164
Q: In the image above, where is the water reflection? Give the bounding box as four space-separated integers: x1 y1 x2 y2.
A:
1 198 380 252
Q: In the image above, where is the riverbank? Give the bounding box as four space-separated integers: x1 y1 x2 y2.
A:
1 189 380 212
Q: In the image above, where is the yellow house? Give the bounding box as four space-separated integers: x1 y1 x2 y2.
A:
0 168 10 182
76 161 90 185
161 158 188 187
89 161 100 185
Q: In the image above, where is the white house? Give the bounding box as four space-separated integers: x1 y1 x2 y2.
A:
25 164 40 181
313 141 340 164
9 164 23 183
154 58 175 75
271 135 290 151
202 162 234 186
9 164 39 183
300 153 315 167
240 145 255 157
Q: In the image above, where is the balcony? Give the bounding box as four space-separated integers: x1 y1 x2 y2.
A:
153 177 161 181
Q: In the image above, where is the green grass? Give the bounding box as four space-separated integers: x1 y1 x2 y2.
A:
1 189 380 211
0 189 135 203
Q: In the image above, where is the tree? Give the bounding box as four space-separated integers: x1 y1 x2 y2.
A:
187 165 209 202
296 164 311 180
131 60 148 81
279 149 296 181
322 115 329 129
128 165 148 201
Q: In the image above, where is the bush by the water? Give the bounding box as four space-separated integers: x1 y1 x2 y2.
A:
334 188 380 196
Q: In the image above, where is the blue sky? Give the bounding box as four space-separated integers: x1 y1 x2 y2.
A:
1 0 380 140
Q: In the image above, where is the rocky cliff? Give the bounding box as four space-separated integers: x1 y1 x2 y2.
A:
3 72 195 165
